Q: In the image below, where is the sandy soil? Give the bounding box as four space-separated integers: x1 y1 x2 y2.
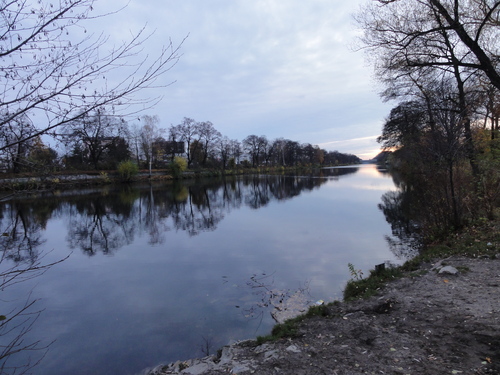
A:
147 255 500 375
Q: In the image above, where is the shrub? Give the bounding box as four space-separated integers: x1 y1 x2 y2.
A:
117 160 139 181
169 156 188 178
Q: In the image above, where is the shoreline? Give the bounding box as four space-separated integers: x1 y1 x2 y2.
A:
143 254 500 375
142 220 500 374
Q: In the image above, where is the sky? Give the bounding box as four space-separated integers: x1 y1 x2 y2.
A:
92 0 393 160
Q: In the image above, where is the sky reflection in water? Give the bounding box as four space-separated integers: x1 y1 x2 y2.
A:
0 165 404 375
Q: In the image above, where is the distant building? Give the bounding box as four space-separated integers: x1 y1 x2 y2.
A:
165 141 185 155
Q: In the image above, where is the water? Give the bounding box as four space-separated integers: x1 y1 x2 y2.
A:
0 165 406 375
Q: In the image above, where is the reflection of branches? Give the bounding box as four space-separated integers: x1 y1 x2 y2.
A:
230 272 312 331
67 200 133 255
379 190 422 259
0 253 67 374
245 178 271 209
1 255 69 291
0 292 53 375
0 206 46 265
170 186 224 237
199 335 213 357
0 202 66 374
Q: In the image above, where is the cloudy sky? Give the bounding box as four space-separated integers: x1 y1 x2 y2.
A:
93 0 392 159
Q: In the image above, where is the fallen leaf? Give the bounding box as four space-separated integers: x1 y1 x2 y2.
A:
443 279 449 283
486 357 492 363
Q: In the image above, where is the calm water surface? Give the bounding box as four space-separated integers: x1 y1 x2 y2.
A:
0 165 407 375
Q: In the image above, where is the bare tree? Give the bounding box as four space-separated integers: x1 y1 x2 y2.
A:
230 139 242 165
218 136 232 169
139 115 164 171
355 0 500 172
243 135 268 167
63 109 127 169
197 121 221 167
0 0 184 151
0 114 37 173
171 118 199 167
356 0 500 90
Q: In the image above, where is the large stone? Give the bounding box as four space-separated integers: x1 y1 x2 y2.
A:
439 266 459 275
182 362 211 375
286 345 302 353
270 289 311 324
231 364 251 373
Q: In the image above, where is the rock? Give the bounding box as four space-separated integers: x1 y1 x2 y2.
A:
182 361 211 375
270 289 311 324
231 364 251 373
264 349 280 361
254 343 275 354
439 266 459 275
286 344 302 353
218 346 234 364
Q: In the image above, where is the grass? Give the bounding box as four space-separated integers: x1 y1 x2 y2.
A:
255 304 330 345
343 266 404 301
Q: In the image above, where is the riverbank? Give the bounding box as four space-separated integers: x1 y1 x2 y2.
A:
0 164 346 193
143 220 500 375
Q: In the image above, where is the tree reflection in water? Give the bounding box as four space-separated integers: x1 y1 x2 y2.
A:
3 170 361 257
0 200 65 374
378 171 424 260
0 167 367 373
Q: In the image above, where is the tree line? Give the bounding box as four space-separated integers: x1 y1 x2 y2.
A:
357 0 500 235
0 111 360 173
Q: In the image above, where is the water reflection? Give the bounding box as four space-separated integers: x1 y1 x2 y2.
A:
0 166 411 375
0 170 361 257
378 169 423 260
0 201 66 374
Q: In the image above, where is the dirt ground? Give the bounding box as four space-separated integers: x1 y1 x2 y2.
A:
147 255 500 375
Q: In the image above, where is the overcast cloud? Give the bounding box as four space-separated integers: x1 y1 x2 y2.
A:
93 0 391 159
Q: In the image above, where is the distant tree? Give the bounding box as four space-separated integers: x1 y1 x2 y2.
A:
302 143 317 164
63 109 127 169
197 121 221 167
127 123 144 166
218 136 233 170
284 140 301 166
28 138 59 172
271 138 287 166
104 137 131 169
243 135 268 167
139 115 164 169
189 140 204 167
230 139 243 164
315 146 325 165
0 0 183 152
242 135 259 167
171 118 200 167
0 114 37 173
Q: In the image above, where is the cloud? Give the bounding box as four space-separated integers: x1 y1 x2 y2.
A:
87 0 391 158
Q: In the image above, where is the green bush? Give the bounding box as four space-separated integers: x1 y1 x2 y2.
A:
169 156 188 178
117 160 139 181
